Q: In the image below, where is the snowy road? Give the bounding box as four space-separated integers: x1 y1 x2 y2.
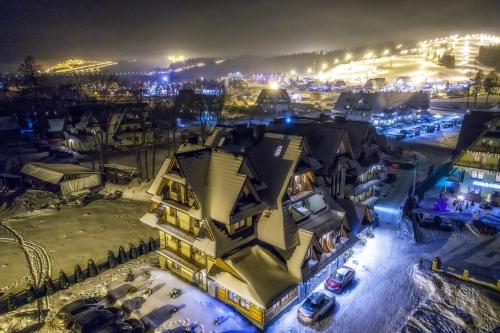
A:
268 168 500 333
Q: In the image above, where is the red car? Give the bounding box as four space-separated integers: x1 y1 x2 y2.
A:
325 266 355 292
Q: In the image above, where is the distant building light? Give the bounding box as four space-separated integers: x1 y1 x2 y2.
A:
472 180 500 190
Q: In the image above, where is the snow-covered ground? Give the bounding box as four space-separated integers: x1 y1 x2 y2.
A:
0 198 156 293
108 262 257 332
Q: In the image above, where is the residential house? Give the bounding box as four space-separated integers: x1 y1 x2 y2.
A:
140 130 358 328
333 91 429 126
256 88 291 112
453 117 500 205
20 162 102 198
272 116 384 205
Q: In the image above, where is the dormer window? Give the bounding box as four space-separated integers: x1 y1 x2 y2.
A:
274 145 283 157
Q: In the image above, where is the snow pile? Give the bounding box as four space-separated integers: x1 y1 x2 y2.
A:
402 266 500 333
8 190 61 217
101 179 152 202
396 218 415 242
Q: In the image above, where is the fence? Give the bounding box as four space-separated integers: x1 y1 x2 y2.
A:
431 258 500 292
0 237 160 315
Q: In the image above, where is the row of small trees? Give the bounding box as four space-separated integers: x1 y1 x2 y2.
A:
5 238 158 312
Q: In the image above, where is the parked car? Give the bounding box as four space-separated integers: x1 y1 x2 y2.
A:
95 321 133 333
70 308 124 333
297 292 335 325
325 266 355 292
383 173 397 184
399 163 415 170
55 298 104 329
124 319 146 333
434 216 453 231
420 216 453 231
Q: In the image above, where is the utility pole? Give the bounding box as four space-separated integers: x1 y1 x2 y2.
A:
412 161 419 197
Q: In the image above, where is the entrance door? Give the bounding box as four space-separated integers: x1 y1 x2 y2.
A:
207 279 217 297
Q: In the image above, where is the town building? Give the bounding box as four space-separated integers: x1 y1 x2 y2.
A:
453 117 500 205
256 88 291 112
140 128 370 328
271 116 384 206
20 162 102 198
333 91 429 126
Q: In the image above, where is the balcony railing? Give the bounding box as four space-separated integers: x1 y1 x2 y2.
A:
455 160 499 171
157 248 203 272
157 219 198 244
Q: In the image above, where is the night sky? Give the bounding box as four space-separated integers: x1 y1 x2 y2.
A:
1 0 499 67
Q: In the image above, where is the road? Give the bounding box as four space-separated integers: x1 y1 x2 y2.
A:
268 167 440 332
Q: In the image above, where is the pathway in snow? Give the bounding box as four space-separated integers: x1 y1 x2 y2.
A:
0 219 52 315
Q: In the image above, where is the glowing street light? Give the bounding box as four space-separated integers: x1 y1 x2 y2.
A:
290 69 296 75
334 58 339 64
321 63 328 70
364 51 373 59
307 67 312 74
345 53 352 61
383 49 390 56
168 55 185 63
269 81 280 90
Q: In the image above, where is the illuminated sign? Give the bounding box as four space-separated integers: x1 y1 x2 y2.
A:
472 180 500 190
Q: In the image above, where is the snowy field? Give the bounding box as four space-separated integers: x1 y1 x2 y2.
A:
0 198 156 293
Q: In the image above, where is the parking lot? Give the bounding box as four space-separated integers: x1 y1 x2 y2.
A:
380 114 462 140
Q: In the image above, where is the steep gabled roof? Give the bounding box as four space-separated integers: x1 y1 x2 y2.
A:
334 91 429 114
256 88 291 104
455 110 500 155
268 122 352 175
336 197 369 235
207 150 248 223
20 162 99 184
208 245 297 308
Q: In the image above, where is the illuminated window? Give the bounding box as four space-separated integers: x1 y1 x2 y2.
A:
281 292 291 304
239 298 250 310
274 145 283 157
169 207 176 217
228 291 239 303
233 220 246 231
171 262 181 272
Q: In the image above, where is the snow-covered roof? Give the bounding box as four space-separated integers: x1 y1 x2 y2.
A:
336 198 369 234
208 245 297 308
20 162 100 184
47 118 65 133
147 157 171 195
0 116 19 131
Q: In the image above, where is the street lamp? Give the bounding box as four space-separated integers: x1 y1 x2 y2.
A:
345 53 352 61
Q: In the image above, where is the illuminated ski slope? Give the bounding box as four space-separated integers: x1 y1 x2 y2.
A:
317 34 499 85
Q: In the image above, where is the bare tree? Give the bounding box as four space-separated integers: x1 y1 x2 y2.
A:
17 56 46 138
82 73 128 170
215 87 231 126
194 96 216 145
483 70 498 105
472 70 484 107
